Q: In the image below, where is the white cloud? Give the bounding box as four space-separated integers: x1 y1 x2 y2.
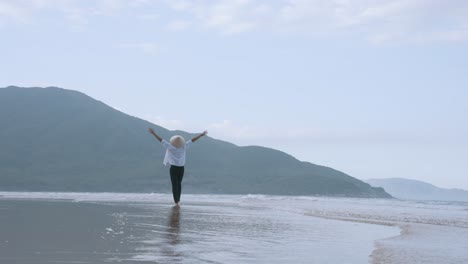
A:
0 0 148 29
275 0 468 43
205 119 430 148
163 0 193 11
165 19 190 32
171 0 276 35
0 1 30 24
1 0 468 43
208 119 260 140
162 0 468 42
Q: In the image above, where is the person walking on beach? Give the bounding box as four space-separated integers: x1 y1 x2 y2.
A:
149 128 208 206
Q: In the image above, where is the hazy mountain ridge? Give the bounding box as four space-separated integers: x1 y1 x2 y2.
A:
0 86 390 197
367 178 468 202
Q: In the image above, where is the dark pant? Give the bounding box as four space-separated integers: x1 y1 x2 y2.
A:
170 165 184 203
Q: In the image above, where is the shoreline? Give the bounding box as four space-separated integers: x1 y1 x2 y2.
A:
2 192 467 263
0 192 399 263
299 199 468 264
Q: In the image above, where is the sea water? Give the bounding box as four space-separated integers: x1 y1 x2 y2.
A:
1 192 467 263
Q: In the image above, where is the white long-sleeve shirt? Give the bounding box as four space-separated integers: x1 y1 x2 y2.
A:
161 139 192 166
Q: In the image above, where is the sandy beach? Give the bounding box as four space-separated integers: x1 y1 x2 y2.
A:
0 199 145 263
1 192 467 263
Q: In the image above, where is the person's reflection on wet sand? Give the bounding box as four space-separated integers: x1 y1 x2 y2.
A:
166 205 181 245
158 205 183 262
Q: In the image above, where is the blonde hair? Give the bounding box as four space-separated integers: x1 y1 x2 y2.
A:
170 135 186 148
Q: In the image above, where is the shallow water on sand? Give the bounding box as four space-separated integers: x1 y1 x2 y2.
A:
0 193 397 264
1 192 467 263
111 201 396 263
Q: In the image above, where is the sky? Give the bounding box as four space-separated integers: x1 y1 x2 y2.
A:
1 0 467 189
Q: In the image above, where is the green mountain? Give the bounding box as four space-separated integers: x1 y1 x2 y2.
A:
0 86 390 197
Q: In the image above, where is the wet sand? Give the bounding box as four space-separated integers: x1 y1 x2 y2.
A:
0 195 399 263
0 199 148 263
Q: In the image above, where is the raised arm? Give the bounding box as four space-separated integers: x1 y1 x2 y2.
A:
191 130 208 143
148 128 163 142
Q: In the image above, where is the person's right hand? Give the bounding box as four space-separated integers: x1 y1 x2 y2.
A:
148 128 155 134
